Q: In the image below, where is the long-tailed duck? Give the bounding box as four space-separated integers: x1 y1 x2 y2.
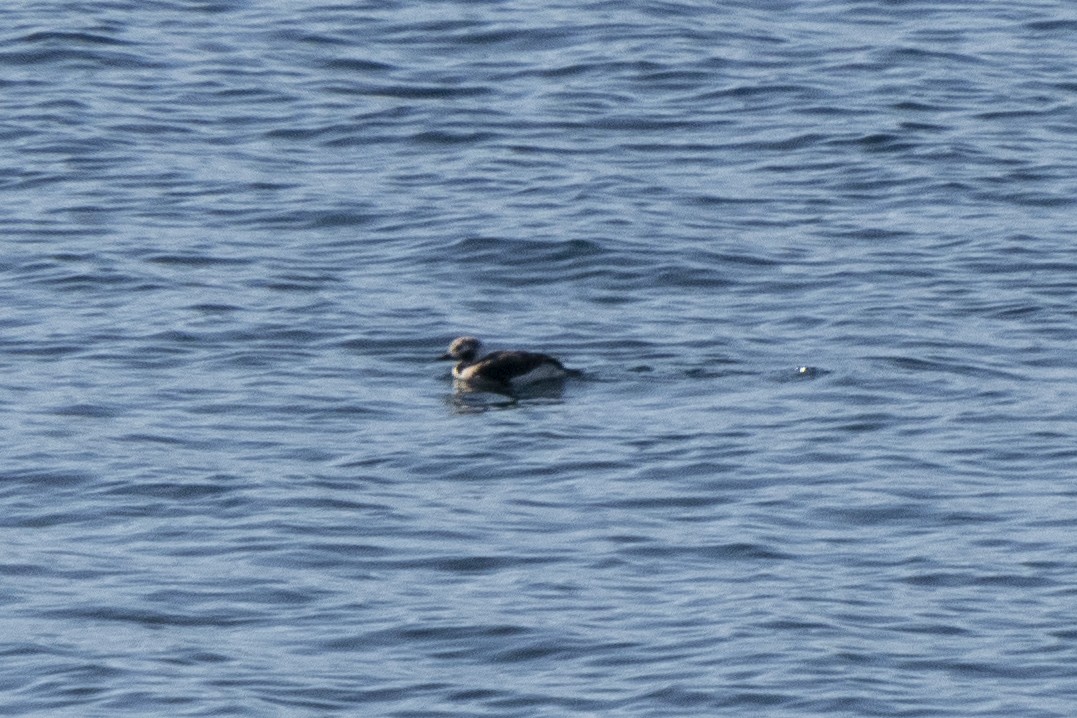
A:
439 336 568 387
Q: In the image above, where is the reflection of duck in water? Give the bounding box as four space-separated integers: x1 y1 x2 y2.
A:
439 336 568 389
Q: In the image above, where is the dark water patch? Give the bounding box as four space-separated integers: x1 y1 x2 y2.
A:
100 480 238 502
243 275 342 292
638 684 722 709
456 25 579 50
117 432 196 447
147 252 253 267
878 355 1026 382
27 268 151 291
1 336 87 357
620 542 793 562
322 57 395 73
395 554 560 574
189 302 242 313
325 623 530 652
244 181 299 192
890 99 949 112
939 510 1005 525
247 690 389 713
761 617 836 632
964 257 1077 277
144 586 320 608
700 249 782 267
532 62 604 79
679 365 733 378
973 190 1075 208
587 116 714 133
827 131 919 154
690 194 757 206
41 605 260 628
877 46 988 67
49 403 122 419
896 622 971 636
745 132 830 152
249 209 376 230
159 650 232 666
973 573 1055 589
447 688 503 702
105 121 196 138
902 572 978 588
975 106 1069 121
817 502 926 526
262 123 358 142
360 83 491 100
830 412 892 433
0 562 52 577
409 130 500 145
604 494 733 510
205 86 298 106
652 264 732 289
0 468 96 490
898 120 949 133
290 494 394 514
1024 19 1077 33
829 226 917 241
700 83 820 100
16 31 131 47
443 235 619 274
499 637 641 666
0 48 158 69
143 329 201 345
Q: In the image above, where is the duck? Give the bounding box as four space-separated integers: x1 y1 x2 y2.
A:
439 336 568 387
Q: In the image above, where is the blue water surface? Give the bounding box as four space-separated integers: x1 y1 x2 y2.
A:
2 1 1077 716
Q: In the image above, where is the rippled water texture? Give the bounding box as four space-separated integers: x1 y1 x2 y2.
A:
2 1 1077 716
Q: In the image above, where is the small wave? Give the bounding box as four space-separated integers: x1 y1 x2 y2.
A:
249 209 377 230
17 31 131 47
360 83 491 99
322 57 395 73
145 253 252 267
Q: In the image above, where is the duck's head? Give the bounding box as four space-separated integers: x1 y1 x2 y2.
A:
440 336 482 362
